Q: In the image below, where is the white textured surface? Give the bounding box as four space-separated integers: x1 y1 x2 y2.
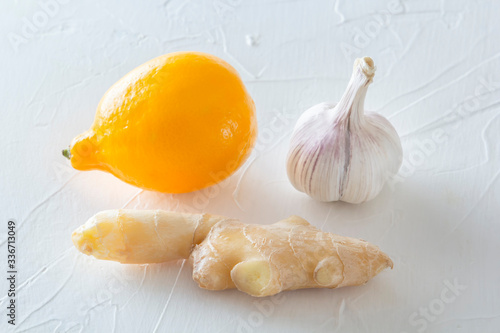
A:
1 1 499 332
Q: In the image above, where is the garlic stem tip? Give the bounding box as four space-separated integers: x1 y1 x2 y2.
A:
357 57 376 79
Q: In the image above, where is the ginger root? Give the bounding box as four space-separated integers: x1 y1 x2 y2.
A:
72 210 393 297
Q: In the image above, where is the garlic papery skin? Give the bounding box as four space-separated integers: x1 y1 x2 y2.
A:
286 57 402 204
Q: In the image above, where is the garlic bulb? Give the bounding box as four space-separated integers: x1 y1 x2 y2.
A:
286 57 402 203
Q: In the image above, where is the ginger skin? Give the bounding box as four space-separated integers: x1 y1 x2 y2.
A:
72 210 393 297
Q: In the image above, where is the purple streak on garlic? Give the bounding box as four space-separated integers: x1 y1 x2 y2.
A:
286 57 403 203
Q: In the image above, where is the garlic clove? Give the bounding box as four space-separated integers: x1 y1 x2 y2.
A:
286 57 402 203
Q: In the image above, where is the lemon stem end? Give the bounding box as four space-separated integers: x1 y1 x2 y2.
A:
62 148 71 160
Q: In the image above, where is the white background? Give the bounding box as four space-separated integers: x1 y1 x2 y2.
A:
1 0 499 332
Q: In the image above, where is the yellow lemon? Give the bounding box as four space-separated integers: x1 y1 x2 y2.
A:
64 52 257 193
